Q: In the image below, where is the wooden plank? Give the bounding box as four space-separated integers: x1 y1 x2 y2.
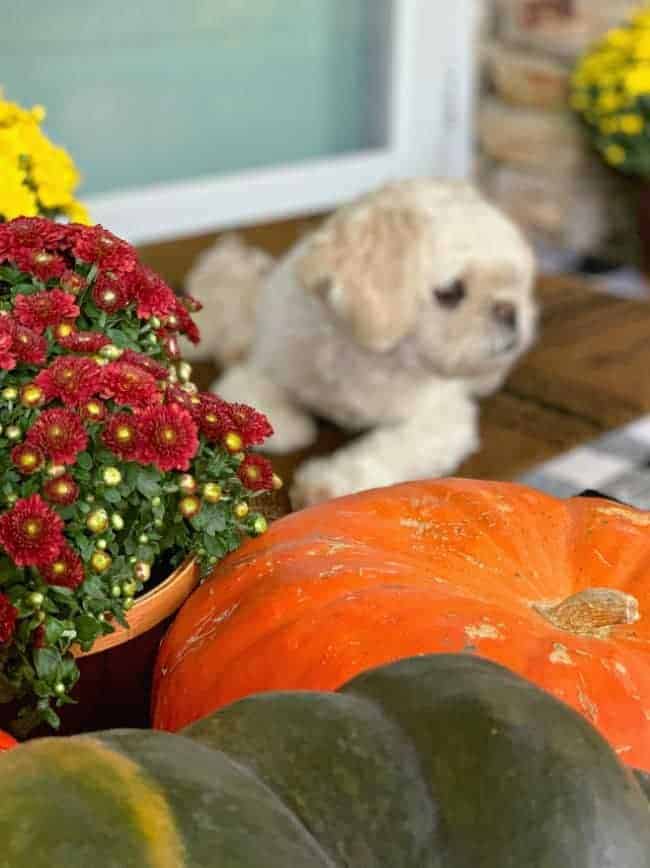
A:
507 278 650 426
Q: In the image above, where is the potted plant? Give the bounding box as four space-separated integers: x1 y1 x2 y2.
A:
571 7 650 272
0 216 277 735
0 93 89 224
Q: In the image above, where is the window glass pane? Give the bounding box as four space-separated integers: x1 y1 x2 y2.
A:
2 0 386 196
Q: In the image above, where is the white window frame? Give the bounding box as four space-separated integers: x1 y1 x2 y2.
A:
86 0 477 245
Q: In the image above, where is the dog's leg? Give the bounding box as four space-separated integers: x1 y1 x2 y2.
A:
290 381 478 509
213 363 318 454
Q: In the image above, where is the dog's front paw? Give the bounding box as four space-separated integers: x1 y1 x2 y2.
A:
290 458 356 510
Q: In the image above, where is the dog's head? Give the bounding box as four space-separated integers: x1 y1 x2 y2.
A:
295 180 537 380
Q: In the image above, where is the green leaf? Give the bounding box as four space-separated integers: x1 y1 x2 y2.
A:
76 452 93 470
103 487 122 504
75 614 102 647
136 467 162 497
33 647 61 683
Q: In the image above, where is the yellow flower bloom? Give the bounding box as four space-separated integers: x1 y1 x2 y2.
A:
598 90 623 112
624 64 650 96
606 28 632 49
603 143 627 166
619 113 645 134
0 94 88 222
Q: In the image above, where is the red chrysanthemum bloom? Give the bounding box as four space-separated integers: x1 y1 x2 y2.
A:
27 408 88 465
35 356 100 406
0 494 64 567
120 349 169 381
167 298 200 344
71 225 137 272
237 454 274 491
12 323 47 366
79 399 107 423
13 249 67 282
100 361 161 409
0 319 16 370
134 266 177 319
0 594 18 645
228 403 273 447
102 412 143 461
4 217 68 254
138 403 199 472
42 474 79 506
91 271 134 313
58 329 110 354
11 443 45 476
59 270 87 296
40 544 85 590
13 289 80 334
196 394 237 442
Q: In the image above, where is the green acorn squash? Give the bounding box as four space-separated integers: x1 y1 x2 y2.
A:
0 655 648 868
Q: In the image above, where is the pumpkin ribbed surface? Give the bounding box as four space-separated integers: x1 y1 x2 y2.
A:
152 479 650 770
2 655 650 867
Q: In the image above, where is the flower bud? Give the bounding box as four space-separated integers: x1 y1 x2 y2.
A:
233 502 249 519
91 551 112 573
99 344 123 360
6 425 21 441
2 386 18 401
138 533 149 544
179 495 201 518
87 509 109 534
96 538 107 550
272 474 283 491
26 591 44 608
134 561 151 582
111 513 125 531
122 580 137 598
47 464 66 478
178 474 197 494
178 361 192 382
252 515 268 536
54 682 66 696
110 583 121 597
102 466 122 486
203 482 222 503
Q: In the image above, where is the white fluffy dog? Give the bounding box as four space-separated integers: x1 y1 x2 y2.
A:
185 180 537 508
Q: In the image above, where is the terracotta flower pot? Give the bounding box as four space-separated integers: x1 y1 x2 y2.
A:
74 558 200 658
1 559 200 738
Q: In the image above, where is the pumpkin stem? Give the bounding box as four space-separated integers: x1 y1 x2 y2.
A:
534 588 640 636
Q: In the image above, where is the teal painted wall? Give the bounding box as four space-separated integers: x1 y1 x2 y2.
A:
2 1 376 195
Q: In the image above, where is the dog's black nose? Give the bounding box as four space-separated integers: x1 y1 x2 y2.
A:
493 301 517 330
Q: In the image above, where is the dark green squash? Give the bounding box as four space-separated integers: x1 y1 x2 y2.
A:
0 654 648 867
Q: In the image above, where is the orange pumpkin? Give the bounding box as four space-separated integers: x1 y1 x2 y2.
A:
152 479 650 771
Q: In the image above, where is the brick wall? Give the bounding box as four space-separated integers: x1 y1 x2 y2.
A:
477 0 640 259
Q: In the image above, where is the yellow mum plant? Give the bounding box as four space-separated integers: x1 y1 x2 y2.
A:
0 93 89 224
572 6 650 176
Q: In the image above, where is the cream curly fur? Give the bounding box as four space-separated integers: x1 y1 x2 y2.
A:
186 179 537 508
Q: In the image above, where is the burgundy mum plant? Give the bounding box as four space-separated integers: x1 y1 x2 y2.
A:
0 217 277 732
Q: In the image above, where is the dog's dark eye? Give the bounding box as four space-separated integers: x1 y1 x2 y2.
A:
433 279 466 309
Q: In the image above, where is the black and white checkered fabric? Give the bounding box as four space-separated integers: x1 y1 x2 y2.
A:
516 415 650 509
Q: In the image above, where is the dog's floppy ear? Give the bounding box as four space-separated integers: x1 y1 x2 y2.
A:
295 204 430 352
